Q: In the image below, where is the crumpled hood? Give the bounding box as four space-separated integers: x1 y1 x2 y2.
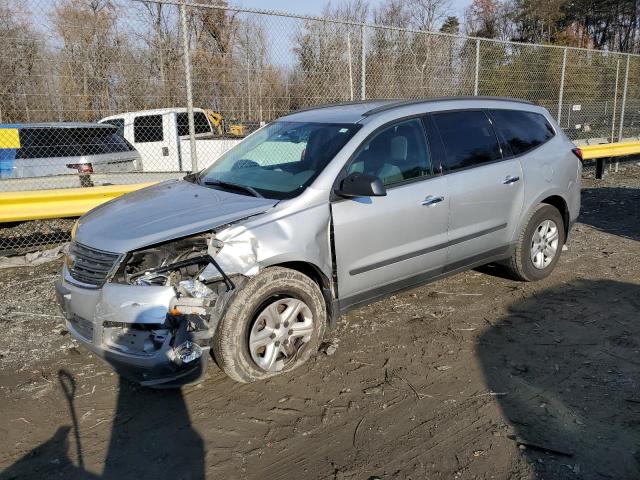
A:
75 180 277 253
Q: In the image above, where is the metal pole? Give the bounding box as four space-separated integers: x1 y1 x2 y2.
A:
474 39 480 96
360 24 366 100
347 31 354 101
180 3 197 172
616 54 630 173
610 57 620 144
618 54 630 142
557 48 567 123
246 50 251 120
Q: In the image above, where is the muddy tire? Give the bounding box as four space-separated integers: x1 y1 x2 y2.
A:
503 204 565 282
212 267 326 383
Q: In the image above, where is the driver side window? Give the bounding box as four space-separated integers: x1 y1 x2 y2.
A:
348 118 432 186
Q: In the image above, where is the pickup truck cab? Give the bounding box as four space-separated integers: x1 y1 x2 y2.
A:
58 97 581 387
100 108 241 173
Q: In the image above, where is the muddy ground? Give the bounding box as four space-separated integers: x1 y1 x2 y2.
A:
1 162 639 480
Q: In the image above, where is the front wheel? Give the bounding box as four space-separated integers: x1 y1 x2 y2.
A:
212 267 326 383
504 204 565 282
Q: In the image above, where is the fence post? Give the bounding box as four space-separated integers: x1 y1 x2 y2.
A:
618 54 630 142
180 2 197 173
360 24 366 100
557 48 567 124
474 39 480 96
610 57 620 143
347 30 354 101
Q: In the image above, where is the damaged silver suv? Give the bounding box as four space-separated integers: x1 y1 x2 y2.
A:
55 97 582 387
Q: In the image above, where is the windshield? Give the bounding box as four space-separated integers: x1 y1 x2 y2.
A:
199 121 360 199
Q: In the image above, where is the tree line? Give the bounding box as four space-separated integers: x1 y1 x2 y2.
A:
0 0 638 140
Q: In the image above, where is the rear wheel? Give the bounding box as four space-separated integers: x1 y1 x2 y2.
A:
212 267 326 383
504 204 565 282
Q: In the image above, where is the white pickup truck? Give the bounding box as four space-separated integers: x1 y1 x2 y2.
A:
100 108 241 173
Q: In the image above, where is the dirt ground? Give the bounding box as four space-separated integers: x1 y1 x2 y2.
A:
1 162 639 480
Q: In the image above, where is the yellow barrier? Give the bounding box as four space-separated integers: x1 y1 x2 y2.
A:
0 182 156 223
580 141 640 160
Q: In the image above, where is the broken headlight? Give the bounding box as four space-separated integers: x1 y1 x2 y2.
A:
115 235 210 287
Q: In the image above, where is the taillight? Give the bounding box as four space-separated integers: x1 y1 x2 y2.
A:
67 163 94 173
571 147 583 162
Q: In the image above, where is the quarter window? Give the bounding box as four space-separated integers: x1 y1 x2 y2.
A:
432 110 501 172
347 118 432 186
101 118 124 137
133 115 163 143
489 109 555 157
177 112 212 136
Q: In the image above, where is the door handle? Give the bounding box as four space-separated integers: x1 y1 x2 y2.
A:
503 175 520 185
421 195 445 206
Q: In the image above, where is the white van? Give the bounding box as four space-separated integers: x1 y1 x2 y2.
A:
100 108 241 173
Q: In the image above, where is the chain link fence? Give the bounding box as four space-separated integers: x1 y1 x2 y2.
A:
1 0 639 253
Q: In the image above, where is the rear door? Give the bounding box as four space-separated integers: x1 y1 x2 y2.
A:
430 110 524 265
133 113 179 172
332 117 449 303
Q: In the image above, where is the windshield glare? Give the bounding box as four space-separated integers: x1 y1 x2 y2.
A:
200 121 360 199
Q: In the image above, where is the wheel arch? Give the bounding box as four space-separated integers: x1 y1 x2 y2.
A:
516 191 571 245
262 260 338 328
540 195 570 242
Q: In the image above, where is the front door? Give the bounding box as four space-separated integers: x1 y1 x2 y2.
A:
331 118 450 304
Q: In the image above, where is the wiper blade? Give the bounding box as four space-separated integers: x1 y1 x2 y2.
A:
183 171 201 184
203 180 263 197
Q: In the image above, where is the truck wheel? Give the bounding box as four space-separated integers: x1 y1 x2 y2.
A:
213 267 326 383
504 204 565 282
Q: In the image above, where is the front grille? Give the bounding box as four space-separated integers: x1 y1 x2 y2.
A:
69 314 94 340
67 241 120 287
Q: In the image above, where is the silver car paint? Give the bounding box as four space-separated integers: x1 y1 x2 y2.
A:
57 98 581 385
445 157 525 264
75 179 278 253
10 149 140 178
332 176 449 298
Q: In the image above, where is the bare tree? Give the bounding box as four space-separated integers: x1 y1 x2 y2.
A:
407 0 452 31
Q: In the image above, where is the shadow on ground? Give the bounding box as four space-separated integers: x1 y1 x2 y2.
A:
478 279 640 479
0 375 204 480
580 187 640 241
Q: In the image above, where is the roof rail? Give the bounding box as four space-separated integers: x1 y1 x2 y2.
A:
362 96 535 116
284 99 396 116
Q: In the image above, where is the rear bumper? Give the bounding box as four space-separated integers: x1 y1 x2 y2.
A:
55 272 208 388
6 156 136 178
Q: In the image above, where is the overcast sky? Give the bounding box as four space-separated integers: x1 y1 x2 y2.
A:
233 0 470 20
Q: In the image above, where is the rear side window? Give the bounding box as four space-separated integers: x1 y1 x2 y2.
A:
101 118 124 137
16 127 134 159
489 109 555 157
134 115 163 143
432 110 501 172
177 112 211 136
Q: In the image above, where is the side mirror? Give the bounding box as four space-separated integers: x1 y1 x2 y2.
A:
336 172 386 198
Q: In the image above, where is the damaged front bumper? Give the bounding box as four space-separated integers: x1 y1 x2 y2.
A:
55 268 211 388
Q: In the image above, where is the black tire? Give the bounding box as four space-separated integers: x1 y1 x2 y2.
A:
212 267 326 383
504 204 565 282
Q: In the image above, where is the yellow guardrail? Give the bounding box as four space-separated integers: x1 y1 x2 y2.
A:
580 141 640 160
0 182 156 223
